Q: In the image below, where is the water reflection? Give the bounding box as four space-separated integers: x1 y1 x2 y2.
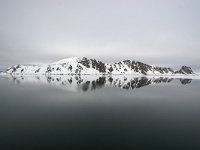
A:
4 75 192 92
180 78 192 85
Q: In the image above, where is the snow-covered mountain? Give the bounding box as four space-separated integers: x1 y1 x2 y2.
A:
2 56 196 76
4 57 106 75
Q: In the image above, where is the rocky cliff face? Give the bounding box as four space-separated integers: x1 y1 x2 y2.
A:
106 60 175 75
3 57 195 75
175 66 194 74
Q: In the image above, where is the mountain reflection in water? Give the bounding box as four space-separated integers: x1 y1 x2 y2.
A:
5 75 192 92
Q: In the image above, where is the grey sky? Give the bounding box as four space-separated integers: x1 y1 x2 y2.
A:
0 0 200 70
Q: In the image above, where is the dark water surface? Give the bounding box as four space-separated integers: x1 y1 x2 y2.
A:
0 75 200 150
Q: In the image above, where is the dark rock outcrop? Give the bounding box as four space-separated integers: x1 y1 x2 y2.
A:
176 66 194 74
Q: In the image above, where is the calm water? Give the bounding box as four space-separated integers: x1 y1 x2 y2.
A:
0 75 200 150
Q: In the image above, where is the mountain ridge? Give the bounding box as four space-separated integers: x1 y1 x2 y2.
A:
2 56 196 75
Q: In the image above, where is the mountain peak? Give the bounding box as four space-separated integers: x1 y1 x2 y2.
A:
175 66 194 74
51 56 84 65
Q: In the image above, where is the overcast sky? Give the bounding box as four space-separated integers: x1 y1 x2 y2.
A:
0 0 199 70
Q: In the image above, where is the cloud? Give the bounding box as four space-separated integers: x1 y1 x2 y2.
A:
0 0 199 68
